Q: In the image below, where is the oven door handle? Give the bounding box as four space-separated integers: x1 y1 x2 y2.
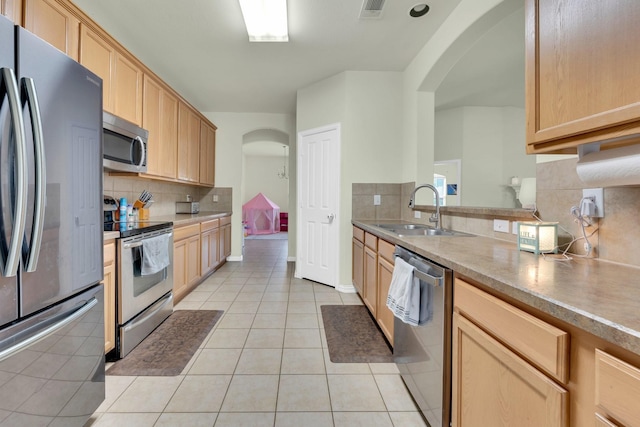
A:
123 242 143 249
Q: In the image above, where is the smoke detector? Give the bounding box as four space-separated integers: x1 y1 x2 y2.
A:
360 0 386 19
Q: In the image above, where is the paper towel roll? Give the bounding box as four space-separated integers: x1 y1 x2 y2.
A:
577 144 640 187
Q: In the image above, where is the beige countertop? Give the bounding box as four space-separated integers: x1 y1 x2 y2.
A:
150 211 232 227
353 219 640 355
102 211 231 240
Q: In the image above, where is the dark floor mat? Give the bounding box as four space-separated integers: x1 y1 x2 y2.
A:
321 305 393 363
107 310 223 376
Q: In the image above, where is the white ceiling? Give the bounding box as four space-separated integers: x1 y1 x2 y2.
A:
71 0 466 114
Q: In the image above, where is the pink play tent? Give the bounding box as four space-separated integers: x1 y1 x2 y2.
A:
242 193 281 235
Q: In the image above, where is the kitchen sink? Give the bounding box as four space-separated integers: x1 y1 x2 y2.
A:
372 223 473 237
373 223 430 230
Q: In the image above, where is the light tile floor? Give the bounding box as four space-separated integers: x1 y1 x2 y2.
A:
87 239 428 427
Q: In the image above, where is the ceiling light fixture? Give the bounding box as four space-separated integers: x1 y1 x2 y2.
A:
409 3 430 18
239 0 289 42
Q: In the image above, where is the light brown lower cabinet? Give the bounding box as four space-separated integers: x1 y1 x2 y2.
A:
103 239 116 353
376 251 394 345
201 219 220 276
452 312 568 427
219 216 231 261
352 233 364 296
173 224 201 303
351 226 396 346
595 349 640 427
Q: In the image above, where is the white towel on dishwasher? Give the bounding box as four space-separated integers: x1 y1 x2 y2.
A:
386 257 421 326
141 233 171 275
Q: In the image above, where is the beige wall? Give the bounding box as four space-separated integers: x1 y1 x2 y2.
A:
243 155 289 212
297 71 404 288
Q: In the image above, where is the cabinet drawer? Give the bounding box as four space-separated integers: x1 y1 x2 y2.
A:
595 349 640 427
455 278 569 383
364 232 377 250
174 223 200 241
201 219 219 232
220 216 231 226
353 226 364 242
378 239 395 263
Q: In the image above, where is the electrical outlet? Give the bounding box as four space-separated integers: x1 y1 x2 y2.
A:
373 195 381 206
512 221 519 234
414 211 421 219
213 194 219 202
493 219 510 233
582 188 604 218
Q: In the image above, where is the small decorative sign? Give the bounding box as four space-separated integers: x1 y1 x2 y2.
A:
517 221 558 255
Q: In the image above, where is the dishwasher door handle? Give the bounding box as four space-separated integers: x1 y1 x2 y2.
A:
413 268 444 288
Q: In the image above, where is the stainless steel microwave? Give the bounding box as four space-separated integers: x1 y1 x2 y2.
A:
103 111 149 173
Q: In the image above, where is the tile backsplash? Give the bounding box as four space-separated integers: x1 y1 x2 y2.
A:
354 158 640 268
537 158 640 267
103 173 232 216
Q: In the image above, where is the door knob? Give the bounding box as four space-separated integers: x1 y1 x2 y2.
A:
327 213 335 223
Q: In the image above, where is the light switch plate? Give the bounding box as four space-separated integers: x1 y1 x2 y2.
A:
493 219 510 233
414 211 421 219
374 195 381 205
213 194 219 202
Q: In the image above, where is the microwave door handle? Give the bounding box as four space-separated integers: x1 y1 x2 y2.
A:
21 78 46 272
134 136 145 168
0 68 28 278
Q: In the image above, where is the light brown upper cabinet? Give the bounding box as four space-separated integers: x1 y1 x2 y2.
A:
79 24 113 112
199 121 216 186
24 0 79 60
113 53 143 126
526 0 640 153
143 75 178 179
1 0 23 23
178 101 201 183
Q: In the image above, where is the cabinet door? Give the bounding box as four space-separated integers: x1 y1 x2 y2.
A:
113 52 143 126
224 224 231 258
595 349 640 427
199 122 216 186
452 312 568 427
103 241 116 353
376 255 394 345
352 237 364 295
186 234 200 286
526 0 640 153
200 229 211 276
363 245 377 316
143 75 177 179
211 227 220 268
142 75 162 176
178 102 200 182
79 24 113 112
24 0 79 60
159 89 178 179
1 0 22 23
173 238 188 302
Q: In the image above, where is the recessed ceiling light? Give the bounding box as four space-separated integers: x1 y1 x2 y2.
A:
409 4 430 18
239 0 289 42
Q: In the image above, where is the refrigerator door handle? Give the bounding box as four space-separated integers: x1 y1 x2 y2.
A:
0 297 98 363
21 78 46 272
0 68 28 278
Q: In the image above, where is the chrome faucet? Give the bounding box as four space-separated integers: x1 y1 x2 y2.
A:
408 184 441 229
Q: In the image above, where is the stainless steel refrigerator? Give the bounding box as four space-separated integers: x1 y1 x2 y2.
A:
0 14 104 426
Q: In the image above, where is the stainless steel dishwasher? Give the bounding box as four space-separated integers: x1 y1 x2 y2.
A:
393 245 453 427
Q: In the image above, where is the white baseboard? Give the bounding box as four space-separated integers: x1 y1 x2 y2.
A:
335 283 356 294
287 256 296 262
227 255 243 262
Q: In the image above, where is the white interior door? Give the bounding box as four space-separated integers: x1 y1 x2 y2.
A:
296 124 340 287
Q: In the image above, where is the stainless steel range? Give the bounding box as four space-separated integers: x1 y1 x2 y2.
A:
105 220 174 358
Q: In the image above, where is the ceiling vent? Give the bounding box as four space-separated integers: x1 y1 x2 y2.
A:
360 0 386 19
